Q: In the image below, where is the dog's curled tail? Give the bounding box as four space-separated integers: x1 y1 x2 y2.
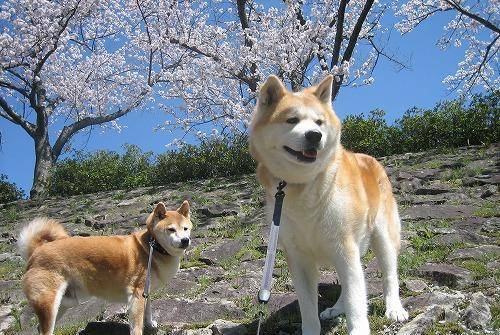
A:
18 218 69 260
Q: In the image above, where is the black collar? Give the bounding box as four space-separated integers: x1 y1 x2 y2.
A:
148 235 170 256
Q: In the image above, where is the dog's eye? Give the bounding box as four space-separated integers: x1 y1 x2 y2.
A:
167 228 176 233
286 117 299 124
183 227 189 231
316 120 323 126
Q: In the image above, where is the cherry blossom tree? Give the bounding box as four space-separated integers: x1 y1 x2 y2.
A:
0 0 183 198
1 0 401 198
151 0 405 141
396 0 499 95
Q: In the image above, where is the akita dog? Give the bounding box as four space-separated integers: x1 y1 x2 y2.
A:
249 75 408 334
19 201 192 335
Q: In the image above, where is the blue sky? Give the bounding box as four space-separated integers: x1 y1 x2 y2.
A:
0 12 471 194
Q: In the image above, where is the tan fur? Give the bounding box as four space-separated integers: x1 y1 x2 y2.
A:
249 75 407 334
20 201 192 335
18 218 69 260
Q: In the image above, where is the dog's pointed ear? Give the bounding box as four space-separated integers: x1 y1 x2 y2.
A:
154 202 167 219
259 75 286 107
177 200 190 219
314 75 333 104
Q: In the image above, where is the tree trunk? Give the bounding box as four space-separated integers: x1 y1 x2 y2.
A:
30 107 55 199
30 135 55 199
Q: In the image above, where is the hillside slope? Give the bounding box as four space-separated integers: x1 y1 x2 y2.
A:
0 144 498 335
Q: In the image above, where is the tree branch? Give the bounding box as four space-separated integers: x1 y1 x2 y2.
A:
331 0 349 69
0 96 36 137
236 0 258 91
32 3 80 81
444 0 500 34
0 81 29 98
136 0 155 86
52 89 149 158
332 0 375 99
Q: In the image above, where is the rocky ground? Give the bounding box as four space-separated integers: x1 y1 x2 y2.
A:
0 144 498 335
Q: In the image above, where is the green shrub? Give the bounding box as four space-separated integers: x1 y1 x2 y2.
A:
51 136 255 196
51 144 154 196
0 174 25 204
342 109 402 157
152 134 255 184
398 93 498 151
48 93 498 196
342 92 498 156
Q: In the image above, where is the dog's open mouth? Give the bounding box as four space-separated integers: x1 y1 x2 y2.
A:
284 146 317 163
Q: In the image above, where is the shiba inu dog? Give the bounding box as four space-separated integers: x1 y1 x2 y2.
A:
249 75 408 335
19 201 192 335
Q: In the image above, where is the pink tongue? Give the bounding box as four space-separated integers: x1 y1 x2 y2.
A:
302 150 317 158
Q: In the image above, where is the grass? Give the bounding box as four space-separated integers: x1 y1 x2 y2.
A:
367 298 392 334
0 259 22 280
181 243 208 269
54 321 88 335
1 205 20 222
492 296 500 329
236 294 268 321
235 234 264 262
426 321 465 334
473 201 500 218
111 191 126 200
398 226 467 278
458 260 488 280
188 274 214 298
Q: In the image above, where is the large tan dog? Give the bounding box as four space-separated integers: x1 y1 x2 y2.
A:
19 201 192 335
249 75 408 334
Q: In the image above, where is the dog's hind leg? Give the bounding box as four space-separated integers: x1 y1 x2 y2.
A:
57 286 78 322
285 249 320 335
26 276 67 335
320 278 345 320
371 199 408 322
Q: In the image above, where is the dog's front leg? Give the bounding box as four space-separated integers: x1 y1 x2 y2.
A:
128 291 145 335
332 241 370 335
285 249 320 335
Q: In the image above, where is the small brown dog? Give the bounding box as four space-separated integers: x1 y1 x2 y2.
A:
19 201 192 335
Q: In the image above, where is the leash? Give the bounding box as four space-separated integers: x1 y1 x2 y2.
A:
143 235 170 321
256 180 287 334
143 238 155 300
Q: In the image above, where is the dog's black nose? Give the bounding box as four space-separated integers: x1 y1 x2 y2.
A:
305 130 322 144
180 238 190 248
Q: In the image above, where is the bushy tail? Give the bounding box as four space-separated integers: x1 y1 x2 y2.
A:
18 218 69 260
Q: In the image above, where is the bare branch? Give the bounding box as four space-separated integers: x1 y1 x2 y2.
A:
368 37 410 71
0 96 36 137
332 0 375 99
331 0 349 69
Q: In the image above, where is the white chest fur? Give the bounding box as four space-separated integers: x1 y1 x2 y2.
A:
265 179 370 267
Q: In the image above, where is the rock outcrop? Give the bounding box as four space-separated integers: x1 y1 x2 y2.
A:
0 144 498 334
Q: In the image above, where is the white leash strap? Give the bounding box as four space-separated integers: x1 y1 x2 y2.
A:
256 181 286 334
143 240 155 299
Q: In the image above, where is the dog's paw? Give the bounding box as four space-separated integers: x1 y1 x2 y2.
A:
320 303 345 320
385 304 409 322
349 327 370 335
